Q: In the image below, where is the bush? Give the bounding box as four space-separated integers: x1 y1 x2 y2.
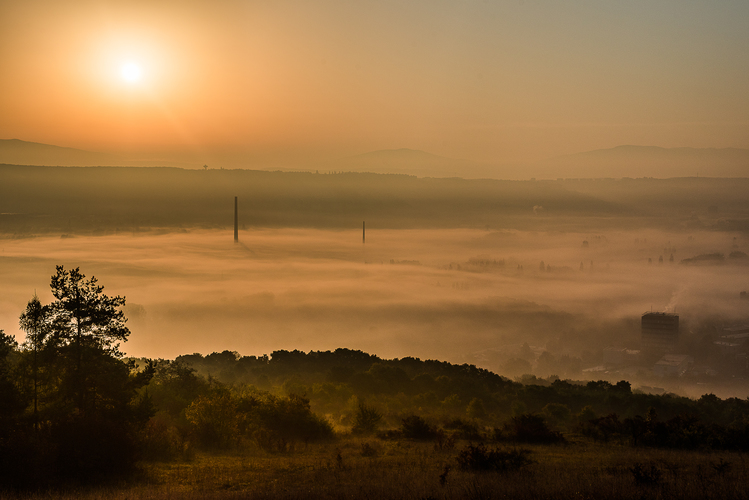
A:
466 398 487 420
184 390 334 453
630 462 662 485
248 393 334 452
185 391 238 450
542 403 571 428
0 429 55 489
443 418 482 440
352 402 383 435
53 417 138 481
456 443 533 472
360 442 378 457
376 429 403 440
501 413 565 444
401 415 437 440
139 411 190 461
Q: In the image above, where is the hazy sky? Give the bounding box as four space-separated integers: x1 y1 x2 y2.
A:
1 0 748 165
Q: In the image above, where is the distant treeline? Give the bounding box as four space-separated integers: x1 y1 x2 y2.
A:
1 165 748 233
145 348 749 456
172 348 749 433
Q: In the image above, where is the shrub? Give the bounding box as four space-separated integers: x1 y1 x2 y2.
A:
185 390 334 453
140 411 190 461
582 413 623 443
248 393 334 452
352 402 383 435
542 403 571 428
360 442 378 457
443 418 482 440
185 391 238 450
456 443 533 472
401 415 437 440
466 398 487 420
434 430 457 451
376 429 403 440
53 417 138 480
630 462 662 485
502 413 565 444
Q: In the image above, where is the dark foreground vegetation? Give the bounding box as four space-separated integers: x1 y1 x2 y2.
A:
2 165 749 233
5 267 749 498
3 442 749 500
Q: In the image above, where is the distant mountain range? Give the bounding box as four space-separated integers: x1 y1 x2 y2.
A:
323 148 491 178
0 139 192 168
532 145 749 179
2 139 748 179
324 145 749 179
0 139 123 166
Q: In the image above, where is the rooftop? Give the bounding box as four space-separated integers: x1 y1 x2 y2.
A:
655 354 692 367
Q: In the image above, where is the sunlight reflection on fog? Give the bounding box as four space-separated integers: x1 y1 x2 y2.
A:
0 228 747 368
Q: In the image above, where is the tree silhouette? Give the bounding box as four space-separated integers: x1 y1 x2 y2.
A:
352 401 383 435
19 295 49 431
46 266 129 414
0 330 25 427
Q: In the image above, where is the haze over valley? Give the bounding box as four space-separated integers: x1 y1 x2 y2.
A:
2 167 748 397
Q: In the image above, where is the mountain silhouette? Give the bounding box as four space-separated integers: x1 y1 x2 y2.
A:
0 139 123 166
324 148 494 178
532 145 749 179
3 140 747 179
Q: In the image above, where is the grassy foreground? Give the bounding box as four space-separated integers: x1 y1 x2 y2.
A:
6 437 749 500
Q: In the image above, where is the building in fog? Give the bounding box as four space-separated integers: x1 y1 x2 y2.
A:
602 347 641 365
641 312 679 355
653 354 693 377
715 323 749 361
721 323 749 340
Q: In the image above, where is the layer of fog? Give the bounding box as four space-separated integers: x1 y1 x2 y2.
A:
1 228 748 393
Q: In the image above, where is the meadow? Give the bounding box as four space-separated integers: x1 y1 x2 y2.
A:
4 438 749 500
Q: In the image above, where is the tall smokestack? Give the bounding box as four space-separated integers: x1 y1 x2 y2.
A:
234 196 238 243
362 221 365 244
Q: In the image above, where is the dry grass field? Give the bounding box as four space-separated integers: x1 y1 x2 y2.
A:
5 436 749 500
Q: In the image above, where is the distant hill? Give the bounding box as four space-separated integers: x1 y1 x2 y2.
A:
0 140 501 175
3 164 749 233
0 139 125 166
320 145 749 180
323 148 500 178
5 139 748 179
0 139 198 168
354 148 442 162
532 145 749 179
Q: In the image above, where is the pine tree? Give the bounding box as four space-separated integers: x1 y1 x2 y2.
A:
46 266 130 415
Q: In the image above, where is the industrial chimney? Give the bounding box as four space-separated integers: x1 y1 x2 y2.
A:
234 196 238 243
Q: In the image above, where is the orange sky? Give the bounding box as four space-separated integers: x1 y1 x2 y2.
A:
1 0 748 165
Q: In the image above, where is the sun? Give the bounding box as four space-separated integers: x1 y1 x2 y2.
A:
120 62 142 83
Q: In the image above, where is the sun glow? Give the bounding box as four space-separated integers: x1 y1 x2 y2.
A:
120 62 142 83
